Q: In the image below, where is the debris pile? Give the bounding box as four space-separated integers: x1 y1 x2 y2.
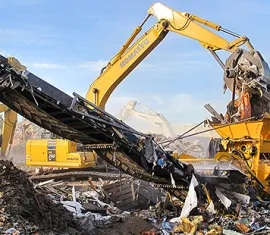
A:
0 160 77 234
33 177 167 234
29 168 270 235
1 158 269 235
135 175 270 235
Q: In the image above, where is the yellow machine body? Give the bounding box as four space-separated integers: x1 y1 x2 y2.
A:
211 116 270 192
172 117 270 192
26 139 97 168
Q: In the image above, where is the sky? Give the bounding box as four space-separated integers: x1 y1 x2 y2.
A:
1 0 269 125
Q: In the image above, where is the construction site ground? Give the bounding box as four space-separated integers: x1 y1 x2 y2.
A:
0 157 269 235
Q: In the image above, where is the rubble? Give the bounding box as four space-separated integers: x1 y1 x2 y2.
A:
0 160 77 235
1 158 270 235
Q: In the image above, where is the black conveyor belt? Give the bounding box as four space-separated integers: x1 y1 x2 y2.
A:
0 55 248 195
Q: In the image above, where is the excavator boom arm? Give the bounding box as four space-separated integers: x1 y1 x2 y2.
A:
86 2 258 110
148 2 252 52
86 22 168 109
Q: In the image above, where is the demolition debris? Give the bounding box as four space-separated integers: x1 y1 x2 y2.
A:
0 160 77 235
1 159 270 235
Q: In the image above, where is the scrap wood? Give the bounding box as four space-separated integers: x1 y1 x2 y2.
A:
140 231 156 235
88 176 97 191
35 179 55 187
174 216 203 234
82 203 107 214
236 224 250 234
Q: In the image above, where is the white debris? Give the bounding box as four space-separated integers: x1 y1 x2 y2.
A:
5 228 20 234
215 189 231 209
233 192 250 204
82 190 100 198
223 229 244 235
169 217 181 223
60 200 84 215
72 186 82 216
206 201 217 214
170 172 176 188
37 179 54 186
180 174 198 218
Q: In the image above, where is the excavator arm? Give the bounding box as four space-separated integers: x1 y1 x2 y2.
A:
86 2 266 110
119 100 204 155
148 2 253 52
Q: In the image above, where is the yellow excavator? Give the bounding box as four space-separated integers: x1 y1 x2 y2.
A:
25 3 270 191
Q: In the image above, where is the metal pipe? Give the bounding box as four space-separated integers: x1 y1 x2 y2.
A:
230 76 237 122
160 116 257 144
140 14 151 28
220 27 241 38
160 120 205 146
209 50 225 69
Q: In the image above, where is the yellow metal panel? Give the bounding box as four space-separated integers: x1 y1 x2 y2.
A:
257 161 270 192
212 121 263 139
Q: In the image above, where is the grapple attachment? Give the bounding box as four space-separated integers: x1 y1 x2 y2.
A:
224 49 270 98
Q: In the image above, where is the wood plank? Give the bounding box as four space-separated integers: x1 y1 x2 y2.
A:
115 192 133 202
121 201 142 211
83 203 107 214
109 187 132 198
106 183 132 194
103 180 132 190
139 188 161 202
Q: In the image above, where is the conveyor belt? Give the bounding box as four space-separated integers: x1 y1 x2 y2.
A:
0 55 188 186
0 55 247 195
